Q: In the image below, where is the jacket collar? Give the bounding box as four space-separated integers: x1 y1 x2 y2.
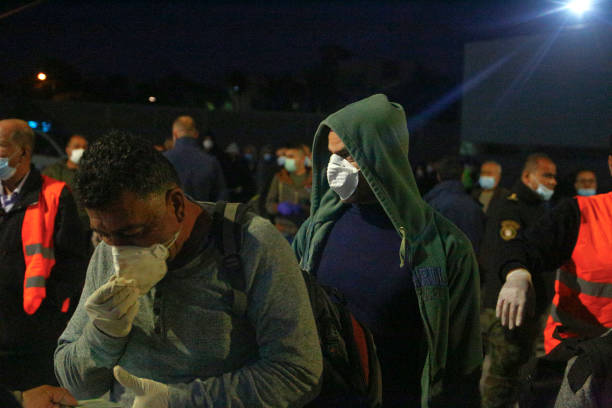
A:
174 137 200 149
12 166 43 211
512 179 542 205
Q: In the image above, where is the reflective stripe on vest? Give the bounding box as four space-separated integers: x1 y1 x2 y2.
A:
544 192 612 353
21 175 66 315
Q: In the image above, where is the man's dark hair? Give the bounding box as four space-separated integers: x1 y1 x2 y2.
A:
523 153 552 174
75 130 180 209
437 156 464 181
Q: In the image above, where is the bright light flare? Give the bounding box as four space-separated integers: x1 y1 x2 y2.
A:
566 0 592 16
36 72 47 81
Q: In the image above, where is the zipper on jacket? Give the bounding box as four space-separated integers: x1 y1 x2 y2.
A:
399 226 408 268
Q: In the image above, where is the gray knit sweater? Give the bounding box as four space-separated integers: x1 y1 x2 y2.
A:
54 206 322 407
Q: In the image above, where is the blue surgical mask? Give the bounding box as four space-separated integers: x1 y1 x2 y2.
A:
263 153 273 161
577 188 596 197
479 176 496 190
284 158 297 173
244 153 253 161
536 183 554 201
277 156 286 167
0 153 18 181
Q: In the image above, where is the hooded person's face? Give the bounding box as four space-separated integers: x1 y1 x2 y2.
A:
327 130 377 204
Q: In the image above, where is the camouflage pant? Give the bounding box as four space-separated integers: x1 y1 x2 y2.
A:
480 308 541 408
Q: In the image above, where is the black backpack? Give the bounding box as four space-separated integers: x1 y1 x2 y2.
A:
211 201 383 408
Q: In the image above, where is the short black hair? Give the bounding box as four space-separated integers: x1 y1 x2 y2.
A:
437 156 464 181
75 130 180 209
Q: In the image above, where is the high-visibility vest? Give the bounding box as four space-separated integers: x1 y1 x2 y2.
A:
544 192 612 353
21 175 70 315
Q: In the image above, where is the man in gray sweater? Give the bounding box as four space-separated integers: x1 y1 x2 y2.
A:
54 131 322 408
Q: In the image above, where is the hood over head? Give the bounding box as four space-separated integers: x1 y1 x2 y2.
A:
310 94 432 261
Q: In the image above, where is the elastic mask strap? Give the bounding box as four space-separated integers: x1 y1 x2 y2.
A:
163 227 182 250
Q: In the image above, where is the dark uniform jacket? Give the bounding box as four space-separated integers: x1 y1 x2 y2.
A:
471 186 511 216
0 167 89 389
480 180 554 313
499 198 579 277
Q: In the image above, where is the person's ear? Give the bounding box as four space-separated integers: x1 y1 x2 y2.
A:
608 155 612 177
167 188 185 223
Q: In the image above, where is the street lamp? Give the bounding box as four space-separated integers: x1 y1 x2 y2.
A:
37 72 47 81
566 0 592 16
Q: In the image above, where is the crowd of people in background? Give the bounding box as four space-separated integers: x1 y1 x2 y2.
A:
1 93 612 408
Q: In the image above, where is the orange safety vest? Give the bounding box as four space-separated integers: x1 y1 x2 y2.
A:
21 175 70 315
544 192 612 353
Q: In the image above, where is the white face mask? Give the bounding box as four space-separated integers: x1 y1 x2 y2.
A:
69 148 85 164
111 229 180 295
327 153 359 201
536 183 554 201
203 140 214 150
479 176 496 190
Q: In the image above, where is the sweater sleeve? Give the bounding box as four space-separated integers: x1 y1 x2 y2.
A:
499 198 580 279
433 230 482 407
167 218 323 408
54 243 130 399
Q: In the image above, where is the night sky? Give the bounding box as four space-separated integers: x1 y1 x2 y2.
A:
0 0 588 84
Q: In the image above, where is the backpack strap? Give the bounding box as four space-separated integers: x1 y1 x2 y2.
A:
212 201 250 317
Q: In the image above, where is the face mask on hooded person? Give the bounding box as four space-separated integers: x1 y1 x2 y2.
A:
327 154 360 201
111 227 181 296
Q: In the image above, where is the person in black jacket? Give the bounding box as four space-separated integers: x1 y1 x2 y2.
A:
479 152 558 408
424 156 485 253
496 141 612 407
0 119 89 389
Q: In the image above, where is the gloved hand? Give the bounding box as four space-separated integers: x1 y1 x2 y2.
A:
277 201 301 216
112 244 169 295
85 277 140 338
114 366 169 408
496 268 535 330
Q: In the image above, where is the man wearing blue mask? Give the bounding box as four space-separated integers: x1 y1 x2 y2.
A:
574 169 597 197
265 143 311 241
472 161 509 215
43 134 90 237
55 131 322 408
0 119 88 389
479 153 558 408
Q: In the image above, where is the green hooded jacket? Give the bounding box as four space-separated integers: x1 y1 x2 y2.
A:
292 94 482 407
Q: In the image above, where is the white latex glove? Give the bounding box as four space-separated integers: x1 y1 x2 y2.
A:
85 277 140 338
112 244 169 296
113 366 169 408
496 268 535 330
